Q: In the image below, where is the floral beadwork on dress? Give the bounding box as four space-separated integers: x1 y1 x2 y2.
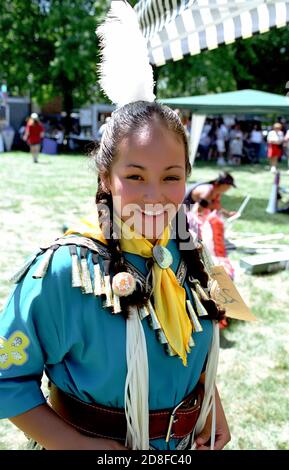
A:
0 331 30 369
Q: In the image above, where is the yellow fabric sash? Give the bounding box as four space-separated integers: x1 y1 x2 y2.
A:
65 213 192 365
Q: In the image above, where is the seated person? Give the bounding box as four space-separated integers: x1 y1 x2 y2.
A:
184 172 237 218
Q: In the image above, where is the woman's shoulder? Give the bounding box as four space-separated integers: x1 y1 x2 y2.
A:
10 235 111 286
194 183 214 198
192 182 213 193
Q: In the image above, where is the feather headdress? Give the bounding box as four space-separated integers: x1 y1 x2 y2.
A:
96 0 155 108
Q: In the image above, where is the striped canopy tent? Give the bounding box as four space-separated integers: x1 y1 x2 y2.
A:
135 0 289 66
135 0 289 165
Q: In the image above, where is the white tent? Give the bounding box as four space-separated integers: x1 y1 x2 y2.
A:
135 0 289 66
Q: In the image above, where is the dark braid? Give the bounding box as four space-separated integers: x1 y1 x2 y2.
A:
95 183 149 319
175 206 225 322
92 100 224 321
92 101 190 317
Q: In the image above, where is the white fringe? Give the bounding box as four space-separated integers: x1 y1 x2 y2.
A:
96 0 155 107
124 309 219 450
190 321 220 449
125 306 149 450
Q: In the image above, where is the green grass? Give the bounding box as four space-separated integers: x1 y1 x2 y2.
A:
0 151 289 450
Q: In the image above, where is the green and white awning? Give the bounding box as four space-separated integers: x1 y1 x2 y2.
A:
135 0 289 66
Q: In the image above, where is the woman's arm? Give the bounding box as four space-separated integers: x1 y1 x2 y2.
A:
195 379 231 450
219 207 237 217
10 403 127 450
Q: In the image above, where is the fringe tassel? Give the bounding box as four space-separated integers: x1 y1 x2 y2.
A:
81 258 93 294
147 300 161 330
80 247 93 294
71 255 82 287
157 329 168 345
69 245 82 288
191 289 208 317
103 259 113 308
93 263 103 296
104 275 113 307
113 293 121 314
186 300 203 332
194 281 210 301
165 344 177 357
32 248 56 279
9 252 40 284
138 305 149 320
147 300 175 353
199 242 215 274
190 322 220 450
189 336 195 347
125 306 149 450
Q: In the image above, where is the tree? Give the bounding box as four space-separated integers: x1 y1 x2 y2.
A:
0 0 109 129
232 27 289 96
156 45 238 98
1 0 288 127
155 26 289 99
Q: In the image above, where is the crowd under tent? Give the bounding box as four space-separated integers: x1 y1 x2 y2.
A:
161 89 289 165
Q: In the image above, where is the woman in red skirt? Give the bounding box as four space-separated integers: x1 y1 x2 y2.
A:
267 123 284 173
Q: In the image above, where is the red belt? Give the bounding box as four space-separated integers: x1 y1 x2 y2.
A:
48 382 203 443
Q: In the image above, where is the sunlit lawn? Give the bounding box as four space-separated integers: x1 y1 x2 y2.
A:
0 151 289 450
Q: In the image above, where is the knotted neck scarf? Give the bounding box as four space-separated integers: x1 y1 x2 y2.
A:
66 212 192 365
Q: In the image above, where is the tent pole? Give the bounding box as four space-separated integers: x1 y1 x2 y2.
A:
189 114 206 167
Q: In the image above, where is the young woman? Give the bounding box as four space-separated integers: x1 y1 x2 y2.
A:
0 101 230 451
23 113 44 163
184 172 237 218
0 1 230 451
267 122 284 173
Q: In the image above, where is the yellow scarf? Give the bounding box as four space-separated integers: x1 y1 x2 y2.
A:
66 213 192 365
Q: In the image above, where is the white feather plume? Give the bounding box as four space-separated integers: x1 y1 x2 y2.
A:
96 0 155 107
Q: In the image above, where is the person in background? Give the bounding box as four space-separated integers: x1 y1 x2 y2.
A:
215 119 229 166
184 171 237 218
229 123 244 166
229 133 243 166
23 113 45 163
267 122 284 173
249 123 263 164
284 127 289 173
52 124 65 153
197 129 211 161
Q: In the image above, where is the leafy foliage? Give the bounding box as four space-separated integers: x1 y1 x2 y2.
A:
0 0 109 117
156 45 238 98
232 27 289 95
156 26 289 98
0 1 288 117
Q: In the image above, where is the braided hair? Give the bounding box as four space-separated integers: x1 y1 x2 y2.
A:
91 100 223 321
175 207 225 321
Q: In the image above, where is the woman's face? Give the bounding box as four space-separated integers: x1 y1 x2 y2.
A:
218 184 232 194
104 121 186 241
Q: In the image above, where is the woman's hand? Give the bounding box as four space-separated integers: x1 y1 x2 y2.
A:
79 436 128 450
195 387 231 450
220 208 237 218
